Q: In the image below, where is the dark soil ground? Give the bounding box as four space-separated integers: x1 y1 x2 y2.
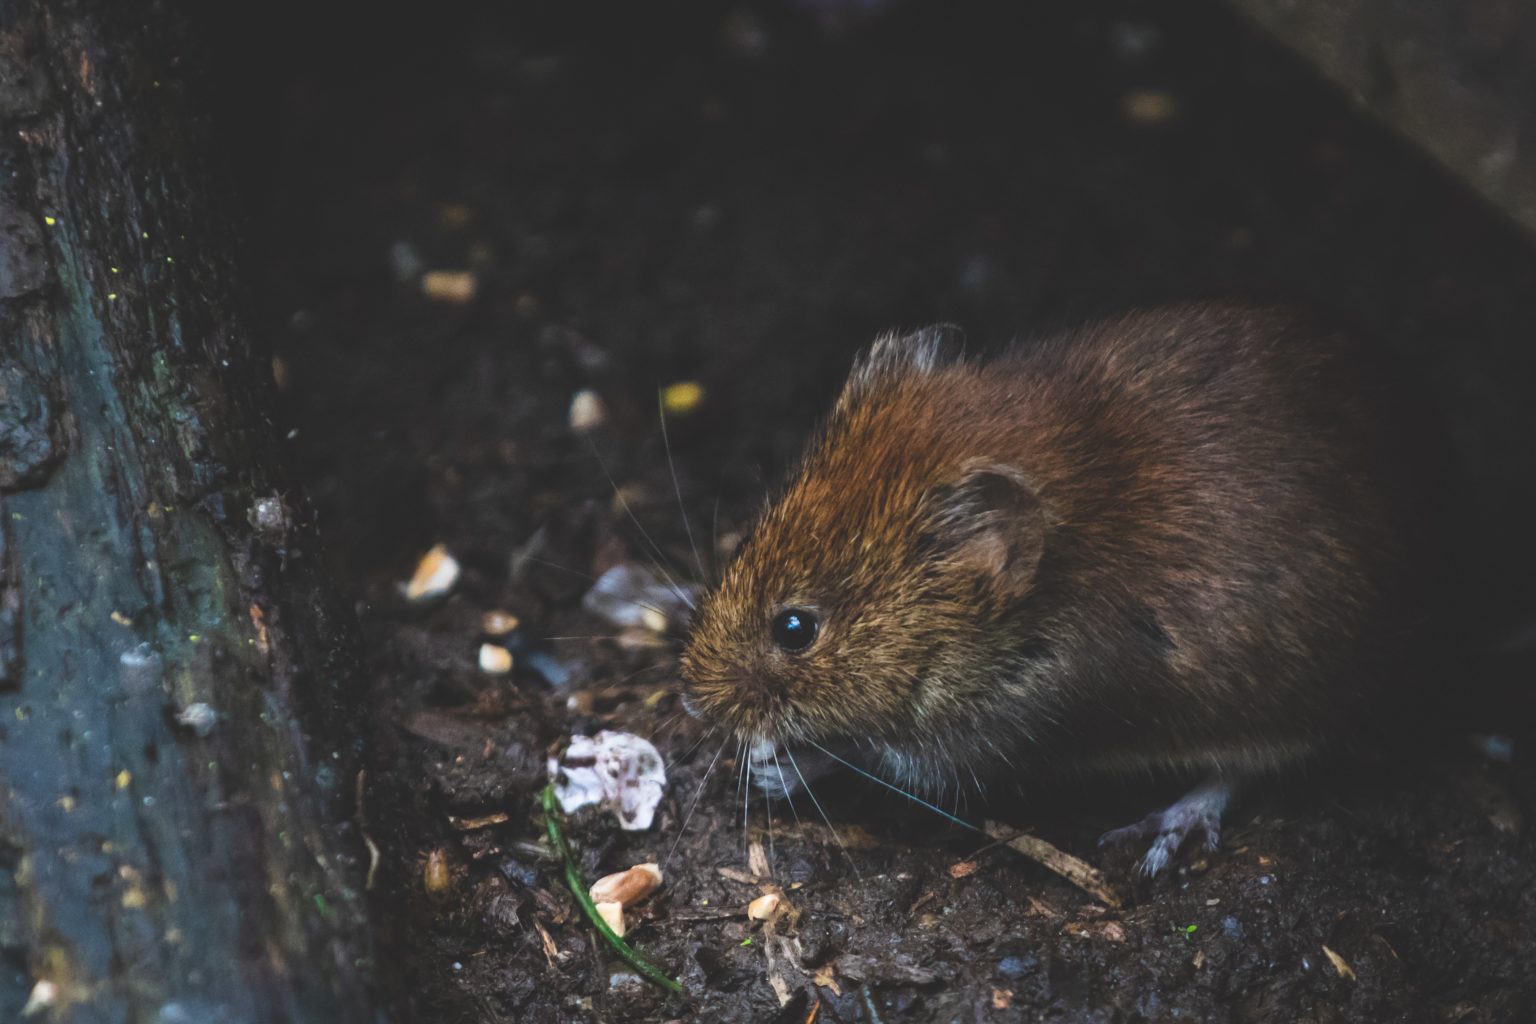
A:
240 1 1536 1020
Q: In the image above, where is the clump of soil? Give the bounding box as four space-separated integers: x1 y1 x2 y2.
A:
253 1 1536 1020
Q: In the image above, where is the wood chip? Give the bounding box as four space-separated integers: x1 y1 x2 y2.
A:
533 918 559 965
1064 919 1126 942
447 811 510 831
748 840 770 879
717 866 761 885
1322 944 1356 982
985 823 1123 908
949 859 979 879
669 905 746 923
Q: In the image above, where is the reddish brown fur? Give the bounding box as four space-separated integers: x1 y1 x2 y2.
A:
682 304 1410 792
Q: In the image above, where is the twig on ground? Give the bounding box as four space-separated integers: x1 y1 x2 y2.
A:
985 823 1124 908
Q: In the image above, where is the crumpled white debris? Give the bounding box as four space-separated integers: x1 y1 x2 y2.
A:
548 730 666 830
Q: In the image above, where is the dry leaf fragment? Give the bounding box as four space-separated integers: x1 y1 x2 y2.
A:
948 859 979 879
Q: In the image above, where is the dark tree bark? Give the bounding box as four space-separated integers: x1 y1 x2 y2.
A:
0 2 379 1021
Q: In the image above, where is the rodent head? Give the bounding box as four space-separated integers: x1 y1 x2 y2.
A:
681 329 1049 762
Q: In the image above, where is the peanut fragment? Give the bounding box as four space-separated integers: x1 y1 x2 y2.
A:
748 892 781 921
595 900 625 937
588 862 663 907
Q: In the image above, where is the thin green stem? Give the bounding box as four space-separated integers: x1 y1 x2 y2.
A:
540 784 684 994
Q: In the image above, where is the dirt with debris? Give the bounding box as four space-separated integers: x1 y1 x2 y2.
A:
244 1 1536 1020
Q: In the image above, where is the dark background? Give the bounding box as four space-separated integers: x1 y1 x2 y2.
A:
197 0 1536 1019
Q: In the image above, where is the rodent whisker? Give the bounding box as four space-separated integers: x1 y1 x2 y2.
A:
737 736 751 868
657 391 709 586
515 554 681 623
805 740 985 835
664 734 730 871
661 719 712 773
761 762 775 878
582 434 697 612
785 746 861 882
770 747 804 831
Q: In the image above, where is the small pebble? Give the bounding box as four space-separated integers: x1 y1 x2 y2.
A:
568 389 607 433
174 702 219 738
21 980 58 1017
404 544 460 601
423 849 452 895
421 270 477 303
387 240 423 282
481 609 521 636
478 643 513 675
1120 89 1179 125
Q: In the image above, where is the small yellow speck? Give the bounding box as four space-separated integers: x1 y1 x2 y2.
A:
115 770 132 789
662 380 705 415
141 231 150 239
44 215 56 226
110 610 132 626
109 266 119 273
166 256 174 263
121 888 147 909
188 634 201 643
107 292 118 301
57 796 76 812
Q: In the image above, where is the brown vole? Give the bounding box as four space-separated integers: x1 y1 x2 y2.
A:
680 303 1415 873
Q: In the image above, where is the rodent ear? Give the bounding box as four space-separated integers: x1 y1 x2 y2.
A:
841 325 964 407
926 463 1045 598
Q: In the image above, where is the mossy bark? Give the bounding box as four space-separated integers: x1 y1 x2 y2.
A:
0 2 378 1021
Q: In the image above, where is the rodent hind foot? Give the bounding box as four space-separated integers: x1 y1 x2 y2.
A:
1098 777 1233 877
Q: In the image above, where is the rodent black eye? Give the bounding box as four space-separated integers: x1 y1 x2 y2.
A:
771 608 819 652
